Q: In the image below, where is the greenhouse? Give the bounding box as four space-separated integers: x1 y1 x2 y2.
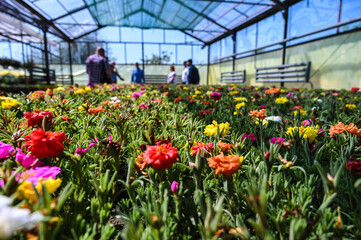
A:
1 0 361 239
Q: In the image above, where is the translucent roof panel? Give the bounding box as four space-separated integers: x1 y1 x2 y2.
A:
3 0 279 43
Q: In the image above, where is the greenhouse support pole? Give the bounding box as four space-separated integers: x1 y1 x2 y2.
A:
43 28 50 85
207 45 210 86
281 7 289 88
68 41 74 85
232 33 236 71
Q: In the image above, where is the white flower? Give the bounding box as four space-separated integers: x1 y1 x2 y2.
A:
0 195 44 239
110 96 121 104
264 116 282 123
316 99 322 103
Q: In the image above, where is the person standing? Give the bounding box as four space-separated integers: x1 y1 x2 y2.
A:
187 59 200 85
181 61 189 84
110 61 124 83
131 62 145 84
86 47 111 85
167 65 177 84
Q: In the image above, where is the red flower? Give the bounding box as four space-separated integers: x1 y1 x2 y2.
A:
351 87 360 92
346 158 361 175
292 106 303 110
24 111 54 127
144 141 179 169
24 128 66 158
191 142 214 156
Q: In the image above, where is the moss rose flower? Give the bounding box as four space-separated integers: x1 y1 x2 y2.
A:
144 141 179 169
24 129 66 158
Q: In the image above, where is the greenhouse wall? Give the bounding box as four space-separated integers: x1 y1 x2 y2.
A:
209 30 361 89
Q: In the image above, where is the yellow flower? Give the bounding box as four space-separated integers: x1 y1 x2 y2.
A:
53 87 65 92
280 89 287 93
275 97 289 104
338 98 343 101
78 103 88 112
293 109 307 116
204 121 231 137
235 102 246 109
84 87 92 92
183 87 188 90
195 91 202 95
230 91 240 95
131 84 136 89
234 97 247 102
17 178 62 204
74 88 86 94
233 111 237 115
287 126 318 143
345 104 356 109
1 98 20 110
320 92 325 96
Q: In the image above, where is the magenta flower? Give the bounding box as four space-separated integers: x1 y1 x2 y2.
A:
0 142 14 159
131 90 146 100
241 133 257 142
17 166 61 185
269 137 285 145
318 128 325 136
171 181 179 195
210 92 222 100
259 105 266 109
15 148 44 168
140 104 148 109
75 142 96 156
302 119 312 126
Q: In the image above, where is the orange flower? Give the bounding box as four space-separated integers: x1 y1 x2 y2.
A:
88 106 105 114
249 109 267 119
329 122 361 137
265 88 280 94
208 152 243 178
163 92 169 96
174 96 182 103
136 153 146 170
218 141 233 153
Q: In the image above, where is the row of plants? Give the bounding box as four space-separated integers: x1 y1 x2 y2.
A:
0 58 34 69
0 84 360 239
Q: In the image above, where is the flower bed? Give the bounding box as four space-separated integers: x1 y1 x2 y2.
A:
0 84 360 239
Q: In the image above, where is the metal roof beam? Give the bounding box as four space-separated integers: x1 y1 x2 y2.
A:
173 0 229 31
51 5 88 21
188 0 273 6
202 0 302 46
71 25 105 41
10 0 71 41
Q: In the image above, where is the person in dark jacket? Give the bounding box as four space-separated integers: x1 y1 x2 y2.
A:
187 59 200 85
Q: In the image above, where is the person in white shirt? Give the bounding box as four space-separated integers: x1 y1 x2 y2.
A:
181 61 189 84
167 65 177 84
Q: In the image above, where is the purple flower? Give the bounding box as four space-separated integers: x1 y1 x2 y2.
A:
259 105 266 109
15 148 44 168
269 137 285 145
210 92 222 100
171 181 179 195
253 92 260 98
0 142 14 159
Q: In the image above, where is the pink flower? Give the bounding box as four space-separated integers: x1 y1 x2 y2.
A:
140 104 148 109
302 119 312 126
131 90 146 100
210 92 222 100
15 148 44 168
0 142 14 159
259 105 266 109
189 162 196 168
171 181 179 195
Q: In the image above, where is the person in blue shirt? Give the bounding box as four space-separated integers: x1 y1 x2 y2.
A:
131 63 145 84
